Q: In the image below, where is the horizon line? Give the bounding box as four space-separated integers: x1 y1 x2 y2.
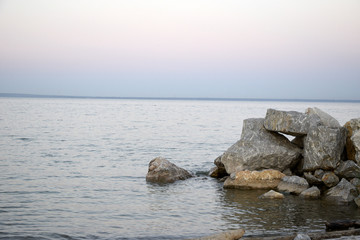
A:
1 92 360 103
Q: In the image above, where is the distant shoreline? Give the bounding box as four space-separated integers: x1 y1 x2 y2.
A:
1 92 359 103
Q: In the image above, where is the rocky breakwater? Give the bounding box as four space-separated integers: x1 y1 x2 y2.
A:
211 107 360 205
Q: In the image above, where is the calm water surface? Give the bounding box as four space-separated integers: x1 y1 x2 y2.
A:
1 98 360 240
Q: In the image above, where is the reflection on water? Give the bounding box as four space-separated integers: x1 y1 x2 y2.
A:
220 188 360 237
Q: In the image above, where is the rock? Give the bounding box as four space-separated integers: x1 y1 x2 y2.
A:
277 176 309 195
351 178 360 193
335 160 360 179
325 178 358 204
303 125 347 171
223 169 285 189
282 168 292 176
314 169 325 179
146 157 192 183
259 190 285 199
189 229 245 240
322 172 340 188
300 186 321 199
209 156 228 178
306 107 341 128
352 131 360 164
344 118 360 161
209 166 228 179
264 108 310 136
294 233 311 240
303 172 323 186
219 118 301 174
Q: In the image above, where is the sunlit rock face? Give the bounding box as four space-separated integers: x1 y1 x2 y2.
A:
223 169 285 189
220 118 301 174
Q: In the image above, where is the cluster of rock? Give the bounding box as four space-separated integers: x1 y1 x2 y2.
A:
210 107 360 205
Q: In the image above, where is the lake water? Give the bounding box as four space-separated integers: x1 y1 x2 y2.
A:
1 97 360 240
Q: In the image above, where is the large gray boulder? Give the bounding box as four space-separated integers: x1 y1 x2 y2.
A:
303 126 347 171
146 157 192 183
324 178 358 204
335 160 360 179
219 118 301 174
306 107 341 128
344 118 360 161
223 169 285 189
264 109 310 136
352 131 360 164
277 176 309 195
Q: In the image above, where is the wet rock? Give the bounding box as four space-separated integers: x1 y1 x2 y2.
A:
189 229 245 240
303 172 323 186
344 118 360 161
355 196 360 207
209 156 228 178
335 160 360 179
322 172 339 188
300 186 321 199
325 178 358 204
277 176 309 195
146 157 192 183
303 125 347 171
259 190 284 199
219 118 301 174
223 169 285 189
294 233 311 240
209 166 228 179
263 108 310 136
353 131 360 164
306 107 341 128
314 169 325 179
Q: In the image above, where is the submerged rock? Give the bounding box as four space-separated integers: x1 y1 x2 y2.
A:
325 178 358 204
264 108 309 136
300 186 321 199
146 157 192 183
189 229 245 240
277 176 309 195
344 118 360 161
303 125 347 171
259 190 285 199
220 118 301 174
223 169 285 189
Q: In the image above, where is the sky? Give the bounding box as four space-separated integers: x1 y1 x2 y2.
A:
0 0 359 100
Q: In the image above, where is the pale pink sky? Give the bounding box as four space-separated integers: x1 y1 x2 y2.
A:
0 0 359 99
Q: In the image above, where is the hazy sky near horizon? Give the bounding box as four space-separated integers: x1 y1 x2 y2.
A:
0 0 360 99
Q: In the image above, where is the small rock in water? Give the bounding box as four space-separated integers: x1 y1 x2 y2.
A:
259 190 284 199
294 233 311 240
300 186 321 199
146 157 192 184
277 176 309 195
